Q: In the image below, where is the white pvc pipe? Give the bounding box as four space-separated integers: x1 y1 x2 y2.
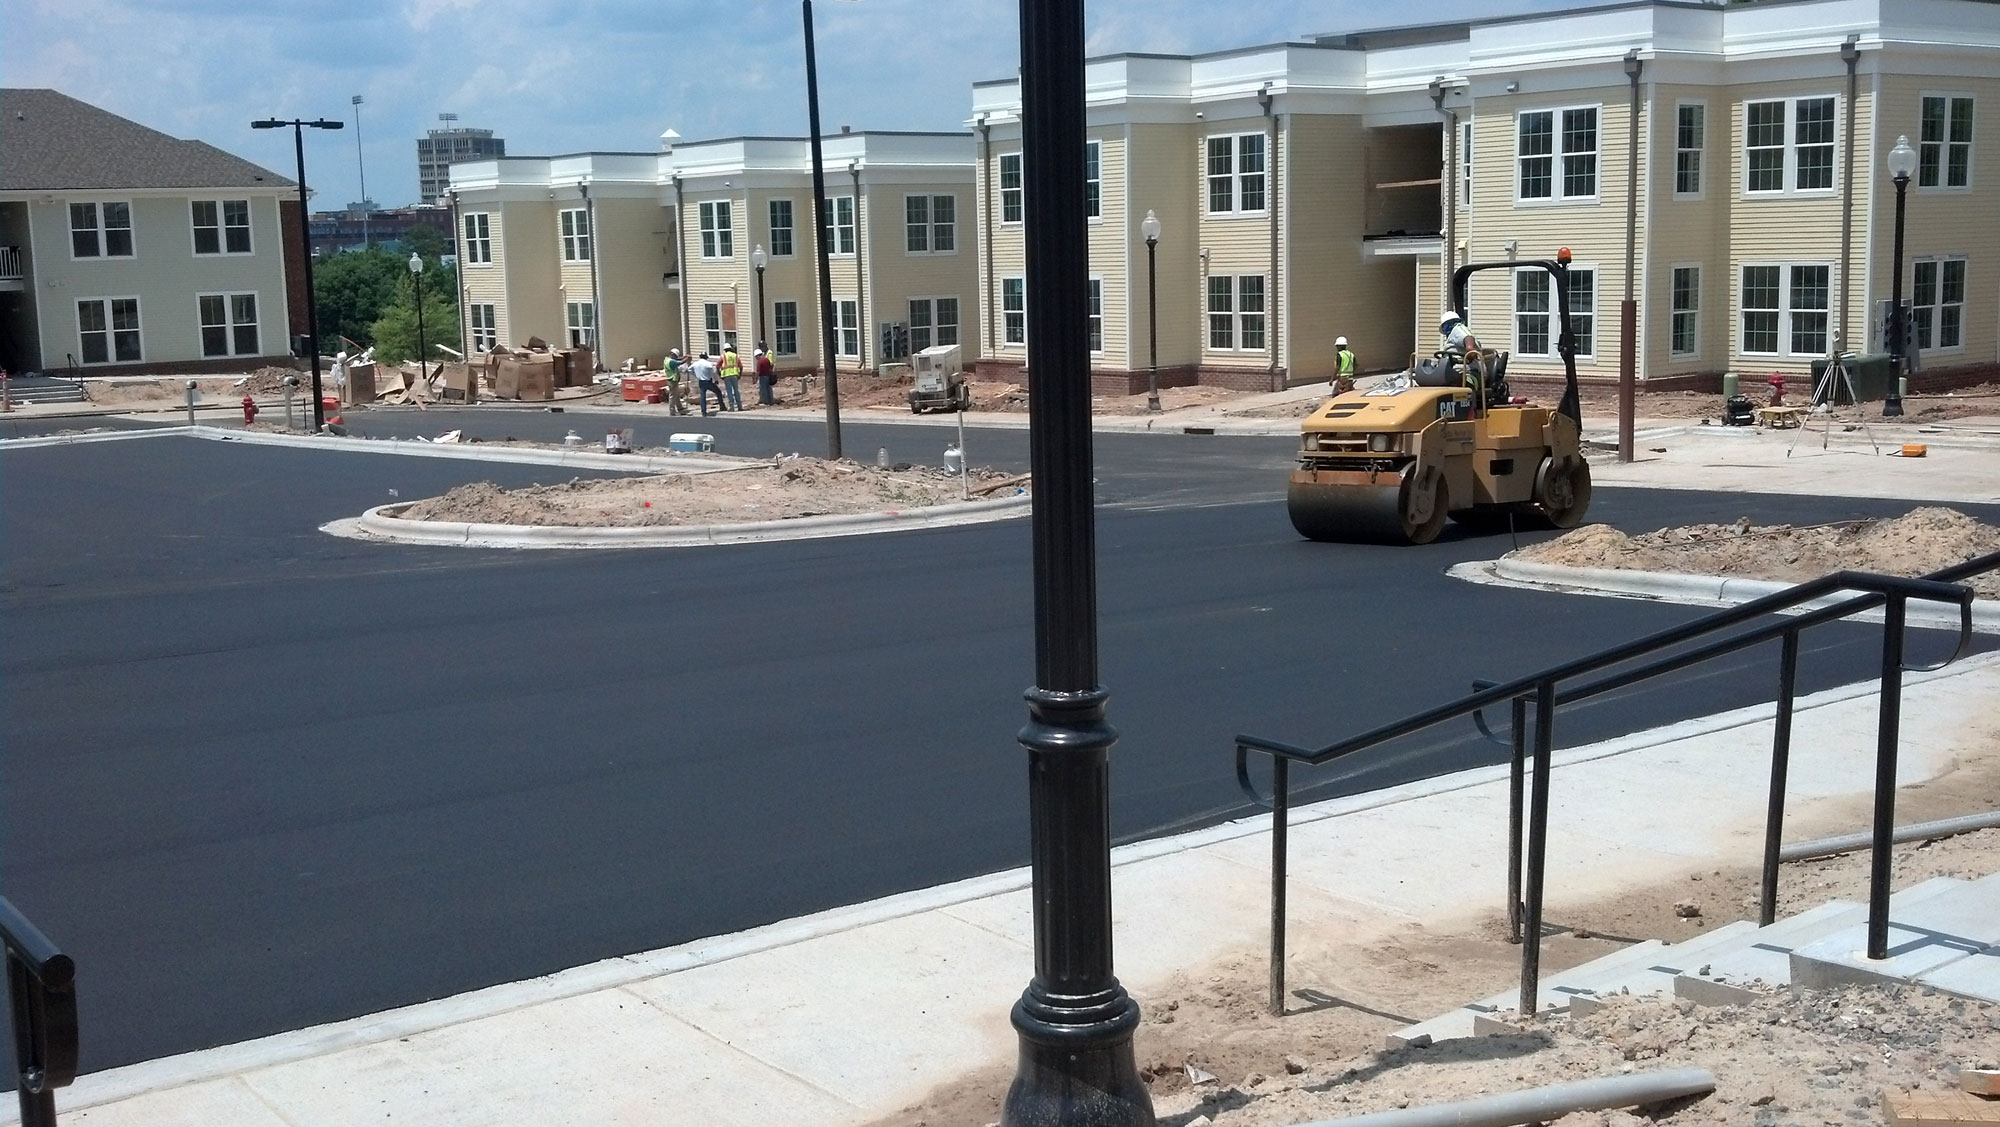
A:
1294 1068 1716 1127
1780 810 2000 863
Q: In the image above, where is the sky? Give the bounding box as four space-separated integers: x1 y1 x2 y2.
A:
6 0 1609 211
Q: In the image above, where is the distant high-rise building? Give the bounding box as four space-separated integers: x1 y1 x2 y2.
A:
416 113 503 204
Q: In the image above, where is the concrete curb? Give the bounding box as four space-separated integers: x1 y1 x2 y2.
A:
331 492 1033 549
1450 556 2000 633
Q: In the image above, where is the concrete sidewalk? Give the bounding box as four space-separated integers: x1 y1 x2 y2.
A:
28 650 1998 1127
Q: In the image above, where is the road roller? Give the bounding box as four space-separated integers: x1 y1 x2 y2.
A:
1287 253 1593 545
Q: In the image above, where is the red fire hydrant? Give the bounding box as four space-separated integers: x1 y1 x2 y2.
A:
1767 373 1785 407
242 395 259 426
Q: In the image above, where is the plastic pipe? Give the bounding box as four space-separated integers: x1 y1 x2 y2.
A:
1293 1068 1715 1127
1780 809 2000 863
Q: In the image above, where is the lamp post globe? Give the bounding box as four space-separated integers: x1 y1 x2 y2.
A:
1141 210 1162 413
1884 135 1915 418
409 251 427 381
751 243 769 366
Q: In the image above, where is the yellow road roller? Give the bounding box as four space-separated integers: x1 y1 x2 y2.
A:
1287 253 1593 544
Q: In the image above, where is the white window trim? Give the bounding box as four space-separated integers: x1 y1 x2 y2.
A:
1205 274 1268 353
1668 263 1701 359
699 200 735 260
904 194 957 256
823 195 857 258
1205 132 1270 218
565 300 597 348
1916 91 1976 193
1736 261 1835 358
833 298 860 359
1673 101 1706 201
1000 275 1026 348
462 212 494 267
68 199 137 261
1085 140 1102 224
1514 104 1601 206
1910 255 1968 353
998 154 1023 227
771 299 801 357
1512 265 1598 361
468 303 499 352
907 294 962 353
1741 95 1840 198
767 198 797 258
76 294 144 365
195 290 261 358
190 199 255 257
1086 276 1104 355
559 208 592 263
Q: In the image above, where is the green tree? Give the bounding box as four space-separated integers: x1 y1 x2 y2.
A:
313 248 406 349
399 223 449 262
369 265 461 365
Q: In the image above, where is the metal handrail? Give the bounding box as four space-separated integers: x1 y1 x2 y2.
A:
1236 553 1998 1017
2 897 78 1127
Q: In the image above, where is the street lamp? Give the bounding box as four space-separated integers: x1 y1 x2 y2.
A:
1141 210 1162 412
408 252 427 382
803 0 843 459
751 243 769 359
252 116 343 431
1884 134 1916 418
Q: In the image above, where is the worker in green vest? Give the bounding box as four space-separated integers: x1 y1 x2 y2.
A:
719 344 744 411
1334 336 1357 393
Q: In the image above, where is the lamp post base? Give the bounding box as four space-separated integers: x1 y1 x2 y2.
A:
1883 395 1905 418
1002 984 1151 1127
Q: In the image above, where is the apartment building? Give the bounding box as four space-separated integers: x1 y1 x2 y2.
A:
448 131 978 377
970 0 2000 393
0 88 303 376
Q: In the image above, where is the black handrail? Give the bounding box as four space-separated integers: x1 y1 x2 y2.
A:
1236 552 1998 1017
2 897 77 1127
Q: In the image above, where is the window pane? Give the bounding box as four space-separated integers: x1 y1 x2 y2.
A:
937 298 958 346
71 203 99 257
907 196 928 253
1677 104 1703 150
1788 265 1829 354
1239 275 1264 350
1000 155 1023 223
1518 112 1552 199
1207 275 1233 349
1239 134 1266 211
1515 271 1550 355
1086 279 1102 353
1207 137 1233 212
1561 109 1597 197
1746 102 1785 192
1794 98 1835 189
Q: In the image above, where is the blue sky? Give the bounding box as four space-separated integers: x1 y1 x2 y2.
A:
6 0 1606 210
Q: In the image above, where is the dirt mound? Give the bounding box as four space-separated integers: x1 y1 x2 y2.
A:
394 457 1024 528
239 366 301 395
1514 507 2000 598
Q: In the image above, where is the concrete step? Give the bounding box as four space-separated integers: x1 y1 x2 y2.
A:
1674 898 1869 1005
1792 873 2000 995
1561 920 1762 1015
1386 940 1666 1048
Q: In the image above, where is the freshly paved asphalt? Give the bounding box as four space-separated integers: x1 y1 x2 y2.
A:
3 418 1992 1076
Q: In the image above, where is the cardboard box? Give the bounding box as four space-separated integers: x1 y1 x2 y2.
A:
510 355 556 401
441 362 478 403
344 360 377 405
560 347 595 387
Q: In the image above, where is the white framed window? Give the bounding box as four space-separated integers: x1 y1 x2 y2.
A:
1675 103 1705 197
565 300 596 348
1739 263 1831 356
1670 265 1700 357
999 153 1023 224
70 201 134 259
1206 133 1267 214
772 300 799 356
559 208 591 262
1460 120 1474 209
468 303 498 352
1001 276 1025 345
1086 278 1103 353
908 296 960 353
1919 95 1974 190
834 299 859 358
1206 275 1266 351
1516 107 1598 202
820 195 856 256
1514 267 1596 357
1085 141 1101 220
191 199 252 255
699 200 733 259
197 292 259 357
1744 97 1837 194
462 213 492 265
768 199 795 256
702 302 735 355
905 194 955 254
77 296 141 364
1911 257 1967 351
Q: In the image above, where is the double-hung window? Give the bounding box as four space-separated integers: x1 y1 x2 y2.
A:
1460 121 1474 208
1206 275 1265 351
772 300 799 356
462 213 492 264
699 200 733 259
1001 277 1025 345
905 195 955 253
1670 266 1700 357
1919 96 1974 189
566 301 596 348
908 297 959 353
1516 107 1598 201
834 300 859 358
70 202 134 258
821 196 856 255
198 293 259 357
1514 268 1596 357
559 208 591 262
999 154 1023 224
768 199 794 256
1739 264 1831 356
468 303 498 352
1911 258 1967 350
1675 104 1705 196
1206 134 1267 214
702 302 734 355
192 200 252 254
1086 280 1103 353
1745 98 1837 194
77 297 141 363
1085 141 1101 219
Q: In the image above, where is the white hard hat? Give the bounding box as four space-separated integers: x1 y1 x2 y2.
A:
1440 313 1461 331
1335 336 1348 347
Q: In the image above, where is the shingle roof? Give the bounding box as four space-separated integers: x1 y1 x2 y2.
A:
0 89 293 192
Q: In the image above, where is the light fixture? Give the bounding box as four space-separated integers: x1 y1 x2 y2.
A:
1505 80 1519 93
1886 134 1917 180
408 251 423 275
751 244 768 271
1139 210 1161 244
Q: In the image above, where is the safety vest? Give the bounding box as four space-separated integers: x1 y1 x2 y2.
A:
720 352 741 378
1337 349 1355 376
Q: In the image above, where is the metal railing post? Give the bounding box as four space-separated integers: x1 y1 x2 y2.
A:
1868 594 1907 960
1519 679 1556 1017
1759 628 1801 926
1268 756 1290 1016
3 898 77 1127
1508 695 1528 944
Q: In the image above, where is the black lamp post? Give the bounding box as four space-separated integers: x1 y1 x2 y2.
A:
1000 0 1152 1124
803 0 843 459
1141 209 1161 413
408 251 427 381
752 243 769 352
252 116 343 432
1884 134 1915 418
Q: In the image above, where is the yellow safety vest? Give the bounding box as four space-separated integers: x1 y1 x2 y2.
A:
720 352 741 378
1337 349 1355 376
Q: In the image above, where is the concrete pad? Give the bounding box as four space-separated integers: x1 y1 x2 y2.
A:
623 910 1023 1114
1672 900 1868 1004
1914 946 2000 1003
68 1078 294 1127
1792 875 1999 989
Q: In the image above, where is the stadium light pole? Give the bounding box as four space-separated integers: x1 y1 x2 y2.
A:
253 116 343 432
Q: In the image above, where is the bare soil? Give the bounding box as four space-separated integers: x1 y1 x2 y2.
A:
81 369 300 406
395 456 1023 527
866 748 2000 1127
1512 506 2000 598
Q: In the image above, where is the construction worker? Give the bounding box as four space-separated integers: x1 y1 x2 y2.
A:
693 352 727 416
754 344 776 406
719 344 744 411
1333 336 1357 393
663 348 688 415
1440 313 1484 412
